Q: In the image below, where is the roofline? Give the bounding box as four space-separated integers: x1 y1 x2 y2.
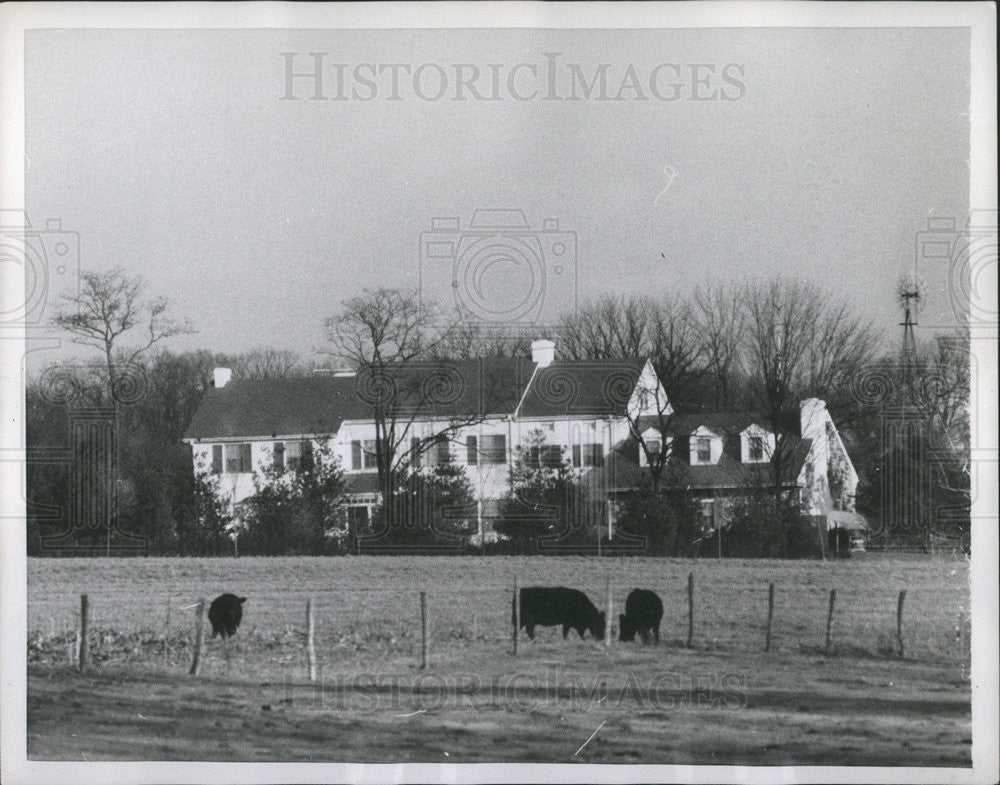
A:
184 432 339 444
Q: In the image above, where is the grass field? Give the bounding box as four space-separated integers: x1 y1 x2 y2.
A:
26 553 972 765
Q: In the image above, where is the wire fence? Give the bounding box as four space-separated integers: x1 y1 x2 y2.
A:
28 553 971 677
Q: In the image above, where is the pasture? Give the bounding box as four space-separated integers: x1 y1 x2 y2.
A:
26 553 972 765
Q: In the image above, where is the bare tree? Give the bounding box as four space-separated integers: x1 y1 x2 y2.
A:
692 281 745 409
740 279 825 496
429 323 531 360
53 267 193 404
557 293 654 360
52 267 192 554
802 301 879 423
323 288 492 535
231 347 304 379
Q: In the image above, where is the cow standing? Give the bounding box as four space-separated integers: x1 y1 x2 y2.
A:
208 593 246 639
619 588 663 644
514 586 605 641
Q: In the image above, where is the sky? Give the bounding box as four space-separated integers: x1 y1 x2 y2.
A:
25 26 970 364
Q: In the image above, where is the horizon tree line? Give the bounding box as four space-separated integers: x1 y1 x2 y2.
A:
24 268 970 555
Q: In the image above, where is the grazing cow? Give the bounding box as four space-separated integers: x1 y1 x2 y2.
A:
514 586 605 641
619 588 663 644
208 593 246 639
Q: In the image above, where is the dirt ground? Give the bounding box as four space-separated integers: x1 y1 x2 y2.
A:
27 642 971 765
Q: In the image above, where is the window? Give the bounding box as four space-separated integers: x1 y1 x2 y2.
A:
351 440 378 470
696 437 711 463
527 444 562 468
224 443 252 473
434 435 450 464
480 434 506 464
211 444 223 474
645 438 662 458
286 440 312 471
749 435 764 462
273 442 285 471
466 435 478 464
572 443 604 468
700 499 715 525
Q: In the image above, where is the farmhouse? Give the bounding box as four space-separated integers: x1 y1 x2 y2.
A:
182 340 860 545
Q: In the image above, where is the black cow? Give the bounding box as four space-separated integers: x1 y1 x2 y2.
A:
514 586 605 641
208 593 246 639
619 588 663 644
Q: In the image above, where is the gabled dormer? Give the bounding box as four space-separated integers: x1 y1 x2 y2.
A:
689 425 723 465
638 426 673 467
740 423 775 464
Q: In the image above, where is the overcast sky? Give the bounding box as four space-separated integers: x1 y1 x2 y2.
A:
26 27 970 362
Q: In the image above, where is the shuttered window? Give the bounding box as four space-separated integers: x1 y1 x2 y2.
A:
410 437 422 468
572 443 603 468
224 443 252 473
273 442 285 470
352 440 377 470
211 444 223 474
466 435 478 464
480 434 506 464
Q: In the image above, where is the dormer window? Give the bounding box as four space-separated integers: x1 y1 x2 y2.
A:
639 427 671 467
689 426 722 465
740 424 775 464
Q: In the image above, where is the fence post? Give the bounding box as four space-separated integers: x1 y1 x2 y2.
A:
78 594 89 671
824 588 836 654
605 576 613 648
765 582 775 652
512 576 519 656
189 598 205 676
686 572 694 649
420 591 429 670
896 590 906 658
164 597 171 668
306 598 317 682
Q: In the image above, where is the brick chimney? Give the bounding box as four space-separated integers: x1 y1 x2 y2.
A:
531 339 555 367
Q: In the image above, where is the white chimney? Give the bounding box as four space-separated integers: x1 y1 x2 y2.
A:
799 398 827 442
213 367 232 388
531 339 555 367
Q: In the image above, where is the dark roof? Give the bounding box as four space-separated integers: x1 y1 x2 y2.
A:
184 358 535 440
184 375 364 440
517 358 646 418
582 435 813 495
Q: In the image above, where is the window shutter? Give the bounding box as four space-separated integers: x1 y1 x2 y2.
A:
572 444 581 468
351 440 362 470
240 443 252 473
212 445 222 474
594 444 605 467
466 435 478 465
273 442 285 470
436 436 449 464
410 437 422 468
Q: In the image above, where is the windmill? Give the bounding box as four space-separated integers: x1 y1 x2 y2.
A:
896 272 927 398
